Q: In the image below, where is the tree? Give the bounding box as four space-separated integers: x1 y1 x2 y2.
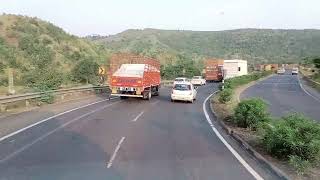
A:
72 59 99 84
313 58 320 69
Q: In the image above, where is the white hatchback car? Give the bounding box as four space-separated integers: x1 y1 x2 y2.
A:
191 76 206 86
292 67 299 75
173 77 188 85
171 82 197 103
277 68 285 75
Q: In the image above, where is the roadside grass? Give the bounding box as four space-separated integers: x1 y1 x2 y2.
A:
0 86 33 96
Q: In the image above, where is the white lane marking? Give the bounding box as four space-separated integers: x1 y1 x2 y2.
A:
132 111 144 122
107 136 125 168
297 75 320 103
0 97 118 142
0 101 120 163
151 100 160 106
203 91 264 180
260 83 299 85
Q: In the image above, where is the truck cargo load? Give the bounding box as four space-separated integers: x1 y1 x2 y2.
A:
223 59 248 79
204 59 224 82
110 53 161 100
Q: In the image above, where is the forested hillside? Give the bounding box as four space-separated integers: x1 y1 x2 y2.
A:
90 28 320 64
0 14 111 92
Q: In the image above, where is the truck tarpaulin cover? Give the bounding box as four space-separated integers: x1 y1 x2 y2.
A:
113 64 145 77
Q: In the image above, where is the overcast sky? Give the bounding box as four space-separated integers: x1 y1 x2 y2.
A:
1 0 319 36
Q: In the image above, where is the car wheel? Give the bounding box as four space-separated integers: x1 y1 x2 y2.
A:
171 99 174 102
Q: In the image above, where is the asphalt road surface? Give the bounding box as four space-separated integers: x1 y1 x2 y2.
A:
241 71 320 121
0 83 279 180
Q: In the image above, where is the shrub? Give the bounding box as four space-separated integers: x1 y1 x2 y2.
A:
233 98 269 128
24 68 63 91
72 59 99 84
39 92 54 104
262 113 320 163
219 88 233 103
289 155 311 175
224 71 272 89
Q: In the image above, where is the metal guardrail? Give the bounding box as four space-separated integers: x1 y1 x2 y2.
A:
0 85 110 105
299 69 320 85
0 81 175 107
161 80 174 87
308 78 320 85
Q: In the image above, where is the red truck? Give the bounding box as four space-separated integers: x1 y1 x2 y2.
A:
204 59 224 82
109 53 161 100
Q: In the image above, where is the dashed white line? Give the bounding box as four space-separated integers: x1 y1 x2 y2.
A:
107 136 126 168
203 91 264 180
0 101 120 163
132 111 144 122
0 97 118 142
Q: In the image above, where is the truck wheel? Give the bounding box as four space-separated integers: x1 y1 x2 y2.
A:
154 89 159 96
143 91 151 100
147 91 151 100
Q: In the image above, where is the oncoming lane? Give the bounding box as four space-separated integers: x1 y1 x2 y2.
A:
241 72 320 121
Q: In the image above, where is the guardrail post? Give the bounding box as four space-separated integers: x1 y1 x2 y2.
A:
0 104 7 112
222 79 225 90
25 100 30 108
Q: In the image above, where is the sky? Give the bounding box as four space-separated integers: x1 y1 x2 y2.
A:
0 0 319 36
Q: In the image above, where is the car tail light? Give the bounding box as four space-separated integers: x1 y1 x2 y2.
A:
112 79 117 83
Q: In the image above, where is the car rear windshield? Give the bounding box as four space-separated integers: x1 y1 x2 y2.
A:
175 78 184 81
174 84 191 90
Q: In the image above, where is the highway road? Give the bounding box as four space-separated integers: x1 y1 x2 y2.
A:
241 71 320 121
0 83 279 180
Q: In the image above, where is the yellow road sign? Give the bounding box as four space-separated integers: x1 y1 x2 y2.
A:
99 67 105 75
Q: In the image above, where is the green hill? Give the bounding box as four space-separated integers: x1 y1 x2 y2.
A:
90 28 320 64
0 14 111 92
